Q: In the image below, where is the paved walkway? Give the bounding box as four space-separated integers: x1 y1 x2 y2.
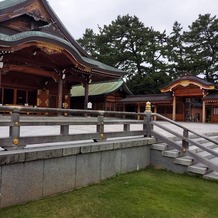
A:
153 121 218 136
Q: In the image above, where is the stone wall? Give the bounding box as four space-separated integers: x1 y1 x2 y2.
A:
0 137 155 208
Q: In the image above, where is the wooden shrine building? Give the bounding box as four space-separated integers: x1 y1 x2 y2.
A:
71 79 132 111
0 0 126 111
120 75 218 123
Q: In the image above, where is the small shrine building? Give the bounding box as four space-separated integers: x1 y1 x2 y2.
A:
71 79 132 111
120 75 218 123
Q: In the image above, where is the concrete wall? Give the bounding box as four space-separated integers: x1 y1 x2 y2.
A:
0 137 155 208
150 149 187 173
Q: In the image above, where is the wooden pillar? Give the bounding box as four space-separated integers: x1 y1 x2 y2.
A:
137 103 140 120
122 103 126 119
202 100 206 123
123 103 125 112
172 95 176 121
58 77 63 109
0 72 2 104
154 105 157 121
84 82 89 110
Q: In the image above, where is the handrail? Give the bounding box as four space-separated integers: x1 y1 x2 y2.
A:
152 113 218 144
149 112 218 172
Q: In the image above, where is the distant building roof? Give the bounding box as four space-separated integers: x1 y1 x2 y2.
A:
204 92 218 102
162 75 215 92
71 80 132 97
119 93 172 104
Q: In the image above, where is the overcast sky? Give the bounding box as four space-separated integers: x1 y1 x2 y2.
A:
48 0 217 40
47 0 218 40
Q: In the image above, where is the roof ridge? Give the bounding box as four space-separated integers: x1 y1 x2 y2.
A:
0 0 28 10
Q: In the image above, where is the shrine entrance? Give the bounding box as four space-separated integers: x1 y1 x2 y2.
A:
161 75 216 123
120 75 218 123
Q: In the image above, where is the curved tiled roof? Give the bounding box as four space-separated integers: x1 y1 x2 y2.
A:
119 93 172 103
0 0 127 77
162 75 215 92
0 31 126 75
204 92 218 101
71 79 132 97
173 75 214 86
0 31 85 63
0 0 27 10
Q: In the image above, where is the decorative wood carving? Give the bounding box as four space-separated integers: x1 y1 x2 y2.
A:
40 23 65 38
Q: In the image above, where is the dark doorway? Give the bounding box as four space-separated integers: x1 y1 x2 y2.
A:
4 88 14 104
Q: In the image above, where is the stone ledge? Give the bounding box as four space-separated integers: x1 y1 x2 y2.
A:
0 137 154 165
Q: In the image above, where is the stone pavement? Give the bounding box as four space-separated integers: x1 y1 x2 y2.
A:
153 121 218 136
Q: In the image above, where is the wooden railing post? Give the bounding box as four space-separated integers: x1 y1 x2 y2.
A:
60 125 69 136
182 129 189 153
144 101 152 137
124 124 130 132
96 113 105 141
9 108 22 149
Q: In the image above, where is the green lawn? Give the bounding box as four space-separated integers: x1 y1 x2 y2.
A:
0 168 217 218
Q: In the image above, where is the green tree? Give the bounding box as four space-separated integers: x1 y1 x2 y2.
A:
145 28 169 75
126 71 171 95
96 15 150 76
77 28 98 57
167 21 189 78
77 13 218 93
78 15 171 94
184 14 218 83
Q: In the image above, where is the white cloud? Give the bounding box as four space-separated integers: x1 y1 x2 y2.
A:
48 0 218 39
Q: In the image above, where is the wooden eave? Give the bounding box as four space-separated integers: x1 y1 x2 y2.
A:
2 63 59 80
203 92 218 103
0 0 50 23
162 79 215 93
119 93 173 104
0 31 126 77
0 0 127 80
0 0 89 57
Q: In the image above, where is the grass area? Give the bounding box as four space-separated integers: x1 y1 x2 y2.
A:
0 168 218 218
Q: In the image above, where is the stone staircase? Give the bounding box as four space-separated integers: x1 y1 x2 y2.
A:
150 133 218 181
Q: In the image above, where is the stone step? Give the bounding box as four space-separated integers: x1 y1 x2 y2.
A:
193 135 218 143
152 133 218 180
188 145 201 153
203 142 218 150
204 132 218 137
196 150 214 159
150 143 168 151
203 171 218 181
208 156 218 165
174 156 193 166
187 163 210 175
187 142 217 153
162 149 180 158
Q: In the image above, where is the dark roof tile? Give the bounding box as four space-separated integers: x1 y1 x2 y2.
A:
120 93 172 103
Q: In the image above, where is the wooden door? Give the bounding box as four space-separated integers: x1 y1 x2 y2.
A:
37 89 49 107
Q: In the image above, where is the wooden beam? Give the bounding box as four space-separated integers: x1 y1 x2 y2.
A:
3 64 58 81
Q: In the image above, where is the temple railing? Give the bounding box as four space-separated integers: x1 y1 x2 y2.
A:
1 104 218 172
0 106 149 151
148 112 218 172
